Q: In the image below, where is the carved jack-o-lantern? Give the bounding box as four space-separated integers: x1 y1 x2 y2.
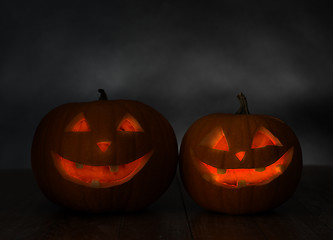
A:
31 89 178 212
180 93 302 214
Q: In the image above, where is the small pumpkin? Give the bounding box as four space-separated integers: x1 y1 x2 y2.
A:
31 89 178 212
180 93 302 214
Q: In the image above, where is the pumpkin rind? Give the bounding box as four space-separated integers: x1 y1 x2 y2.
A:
31 97 178 212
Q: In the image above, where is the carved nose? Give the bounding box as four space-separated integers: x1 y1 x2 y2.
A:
97 141 111 152
235 151 246 161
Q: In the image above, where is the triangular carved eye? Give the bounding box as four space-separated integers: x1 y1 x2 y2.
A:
212 130 229 151
117 114 143 132
65 113 91 132
251 127 282 149
200 128 229 151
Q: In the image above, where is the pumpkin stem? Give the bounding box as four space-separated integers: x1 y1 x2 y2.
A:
236 92 250 114
98 89 108 100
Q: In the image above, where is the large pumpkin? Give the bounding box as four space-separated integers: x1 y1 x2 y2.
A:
31 89 178 212
180 93 302 214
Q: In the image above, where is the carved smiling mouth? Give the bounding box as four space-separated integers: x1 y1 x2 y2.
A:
196 147 294 188
51 150 153 188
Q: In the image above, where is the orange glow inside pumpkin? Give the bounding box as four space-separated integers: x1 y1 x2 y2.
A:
96 141 111 152
235 151 246 161
117 114 143 132
197 147 294 188
65 113 91 132
71 117 90 132
52 150 153 188
213 133 229 151
251 127 282 148
201 128 229 151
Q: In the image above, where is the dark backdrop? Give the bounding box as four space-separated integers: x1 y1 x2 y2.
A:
1 0 332 168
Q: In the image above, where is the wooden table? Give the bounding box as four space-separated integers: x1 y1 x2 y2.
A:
0 166 332 239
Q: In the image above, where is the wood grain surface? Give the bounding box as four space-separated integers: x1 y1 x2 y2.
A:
0 166 332 239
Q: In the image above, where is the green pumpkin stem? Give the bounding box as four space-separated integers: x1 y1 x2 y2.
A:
236 92 250 114
98 89 108 100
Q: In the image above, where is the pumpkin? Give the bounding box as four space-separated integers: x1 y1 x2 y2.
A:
31 89 178 212
180 93 302 214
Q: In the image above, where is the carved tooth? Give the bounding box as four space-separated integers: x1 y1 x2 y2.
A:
255 167 266 172
217 168 226 174
237 180 247 188
109 165 119 172
90 180 100 188
75 163 84 169
276 164 285 173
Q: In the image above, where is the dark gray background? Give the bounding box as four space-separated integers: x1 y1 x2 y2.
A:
1 0 332 168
